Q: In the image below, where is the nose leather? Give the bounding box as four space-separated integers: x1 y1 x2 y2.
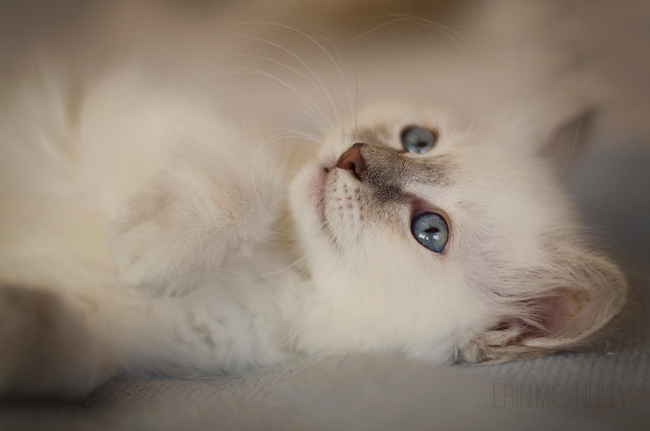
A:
335 143 367 179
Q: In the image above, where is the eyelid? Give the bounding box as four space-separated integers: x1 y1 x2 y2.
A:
399 125 439 155
410 199 451 235
399 125 438 140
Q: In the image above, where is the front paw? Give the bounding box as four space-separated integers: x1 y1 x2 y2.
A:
0 285 116 399
108 174 233 298
109 157 279 298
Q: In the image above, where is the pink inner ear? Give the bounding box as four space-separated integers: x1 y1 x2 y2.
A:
533 290 591 335
494 289 592 343
486 252 626 352
520 289 592 338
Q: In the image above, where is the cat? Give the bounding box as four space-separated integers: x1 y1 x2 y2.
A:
0 33 628 399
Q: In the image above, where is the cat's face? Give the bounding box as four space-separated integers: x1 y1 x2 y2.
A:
290 103 626 363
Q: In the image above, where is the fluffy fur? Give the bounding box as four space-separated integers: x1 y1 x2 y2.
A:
0 14 627 398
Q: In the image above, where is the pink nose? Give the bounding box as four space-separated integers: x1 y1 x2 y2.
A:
335 143 367 179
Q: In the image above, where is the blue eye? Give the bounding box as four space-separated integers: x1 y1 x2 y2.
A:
411 212 448 253
401 127 437 154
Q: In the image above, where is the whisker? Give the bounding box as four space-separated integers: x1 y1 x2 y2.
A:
552 113 585 186
343 15 489 146
194 23 356 143
393 15 490 146
223 52 344 136
185 67 330 134
248 129 319 207
312 36 358 141
203 32 338 129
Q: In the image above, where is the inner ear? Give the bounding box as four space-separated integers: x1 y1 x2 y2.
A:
458 248 627 364
497 286 597 344
538 108 596 176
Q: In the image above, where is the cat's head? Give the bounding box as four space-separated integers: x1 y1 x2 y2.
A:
289 102 627 363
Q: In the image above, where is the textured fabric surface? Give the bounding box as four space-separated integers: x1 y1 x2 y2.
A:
1 278 649 430
1 1 649 430
2 78 650 431
2 131 649 431
0 123 648 431
1 344 648 430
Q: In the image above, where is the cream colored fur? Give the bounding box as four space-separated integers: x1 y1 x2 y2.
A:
0 4 628 398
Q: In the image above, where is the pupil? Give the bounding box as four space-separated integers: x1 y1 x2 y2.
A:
424 227 439 234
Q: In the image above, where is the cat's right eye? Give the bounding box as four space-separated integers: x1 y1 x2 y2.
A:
411 212 448 253
401 127 437 154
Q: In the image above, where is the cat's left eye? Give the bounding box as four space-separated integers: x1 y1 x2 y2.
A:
411 212 448 253
401 127 437 154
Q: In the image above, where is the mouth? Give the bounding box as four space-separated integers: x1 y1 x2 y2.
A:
316 167 332 232
302 148 365 247
308 163 342 244
317 163 369 248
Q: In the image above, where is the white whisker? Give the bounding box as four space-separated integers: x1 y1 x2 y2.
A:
185 67 330 134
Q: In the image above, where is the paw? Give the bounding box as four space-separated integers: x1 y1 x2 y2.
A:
0 285 117 399
108 173 233 298
109 158 280 298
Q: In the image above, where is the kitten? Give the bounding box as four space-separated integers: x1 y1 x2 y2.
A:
0 53 627 399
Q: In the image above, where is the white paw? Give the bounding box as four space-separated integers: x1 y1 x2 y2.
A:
108 174 233 298
109 158 279 298
0 285 117 399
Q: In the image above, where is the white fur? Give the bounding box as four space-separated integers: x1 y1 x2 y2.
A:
0 28 627 398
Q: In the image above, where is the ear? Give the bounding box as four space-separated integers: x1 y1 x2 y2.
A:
457 245 627 364
537 108 596 176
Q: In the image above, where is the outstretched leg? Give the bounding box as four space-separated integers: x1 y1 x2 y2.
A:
0 271 289 399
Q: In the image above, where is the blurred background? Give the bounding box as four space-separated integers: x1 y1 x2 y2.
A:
2 0 648 260
1 0 648 354
1 0 648 312
1 1 649 430
1 0 649 335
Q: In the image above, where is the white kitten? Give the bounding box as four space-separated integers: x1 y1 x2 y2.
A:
0 46 627 398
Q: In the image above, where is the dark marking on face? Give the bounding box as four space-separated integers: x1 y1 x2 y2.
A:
355 144 452 203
